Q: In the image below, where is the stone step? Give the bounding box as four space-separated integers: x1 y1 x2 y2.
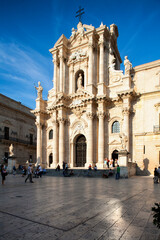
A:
45 168 116 177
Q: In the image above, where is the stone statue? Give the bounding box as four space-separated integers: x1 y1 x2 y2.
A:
9 144 14 156
77 73 83 90
35 81 43 99
124 56 132 75
71 28 76 38
119 133 128 150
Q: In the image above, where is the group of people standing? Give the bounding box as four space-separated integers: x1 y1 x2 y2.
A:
105 158 119 168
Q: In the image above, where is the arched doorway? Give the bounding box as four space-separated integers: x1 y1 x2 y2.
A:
76 135 86 167
112 150 118 167
49 153 53 167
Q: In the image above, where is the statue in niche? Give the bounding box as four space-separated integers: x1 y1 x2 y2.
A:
124 56 132 75
119 133 128 150
35 81 43 99
77 73 83 90
9 144 14 156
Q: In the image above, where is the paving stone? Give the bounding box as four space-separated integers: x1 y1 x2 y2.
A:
0 175 160 240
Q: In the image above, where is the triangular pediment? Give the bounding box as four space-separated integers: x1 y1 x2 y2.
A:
70 89 94 99
54 34 68 47
109 139 121 145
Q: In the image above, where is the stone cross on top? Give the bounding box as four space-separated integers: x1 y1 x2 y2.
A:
76 6 85 23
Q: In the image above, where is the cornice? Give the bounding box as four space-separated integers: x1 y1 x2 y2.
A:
132 59 160 73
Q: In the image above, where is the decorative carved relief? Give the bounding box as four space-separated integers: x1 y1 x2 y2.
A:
69 49 87 64
72 108 85 119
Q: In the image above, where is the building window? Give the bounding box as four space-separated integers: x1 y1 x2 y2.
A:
49 130 53 139
4 127 9 140
30 134 33 145
112 121 120 133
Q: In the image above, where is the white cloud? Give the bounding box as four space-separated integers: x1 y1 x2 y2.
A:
0 41 52 90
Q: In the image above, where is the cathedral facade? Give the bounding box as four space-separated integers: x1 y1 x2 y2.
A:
33 22 160 175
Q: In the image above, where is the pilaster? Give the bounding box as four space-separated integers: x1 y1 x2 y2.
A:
97 111 106 168
85 112 94 167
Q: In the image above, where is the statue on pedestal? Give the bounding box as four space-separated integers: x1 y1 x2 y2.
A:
35 81 43 99
124 56 132 75
119 133 128 150
9 144 14 156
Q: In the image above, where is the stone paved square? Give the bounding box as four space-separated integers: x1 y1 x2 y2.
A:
0 175 160 240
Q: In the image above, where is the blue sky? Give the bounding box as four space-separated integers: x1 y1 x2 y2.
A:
0 0 160 109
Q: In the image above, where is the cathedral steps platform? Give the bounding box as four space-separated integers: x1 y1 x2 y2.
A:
45 168 115 178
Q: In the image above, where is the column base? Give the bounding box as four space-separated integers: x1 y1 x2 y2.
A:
85 162 93 169
50 163 58 168
96 163 104 169
97 82 107 95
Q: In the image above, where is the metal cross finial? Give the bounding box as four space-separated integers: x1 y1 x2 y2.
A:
76 6 85 23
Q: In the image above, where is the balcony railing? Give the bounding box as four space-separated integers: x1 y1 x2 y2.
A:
0 135 36 146
153 125 160 133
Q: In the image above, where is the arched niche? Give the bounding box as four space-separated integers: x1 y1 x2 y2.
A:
75 70 84 92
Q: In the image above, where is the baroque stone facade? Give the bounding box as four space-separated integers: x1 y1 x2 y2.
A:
33 22 160 175
0 94 36 166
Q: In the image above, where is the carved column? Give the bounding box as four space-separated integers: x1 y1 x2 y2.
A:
59 55 64 92
35 120 42 166
99 40 104 84
58 118 65 168
53 55 58 92
86 112 94 167
42 123 47 167
122 107 130 151
69 64 74 94
97 111 105 168
85 62 88 87
88 43 93 85
52 119 58 168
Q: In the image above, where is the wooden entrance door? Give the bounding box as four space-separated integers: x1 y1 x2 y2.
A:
76 135 86 167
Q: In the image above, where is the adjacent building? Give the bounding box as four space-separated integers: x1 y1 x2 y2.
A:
33 21 160 175
0 94 36 166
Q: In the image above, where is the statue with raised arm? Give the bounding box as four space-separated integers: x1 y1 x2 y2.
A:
124 56 132 75
35 81 43 99
119 133 128 150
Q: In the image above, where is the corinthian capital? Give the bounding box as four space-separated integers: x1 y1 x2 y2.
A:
97 111 106 119
58 117 66 124
35 121 42 128
122 107 130 115
87 112 95 119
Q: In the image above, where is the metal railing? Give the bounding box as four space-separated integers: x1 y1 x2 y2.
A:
0 135 36 146
153 125 160 133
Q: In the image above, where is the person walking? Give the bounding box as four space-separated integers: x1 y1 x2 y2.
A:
116 165 120 180
1 164 7 185
25 163 34 183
